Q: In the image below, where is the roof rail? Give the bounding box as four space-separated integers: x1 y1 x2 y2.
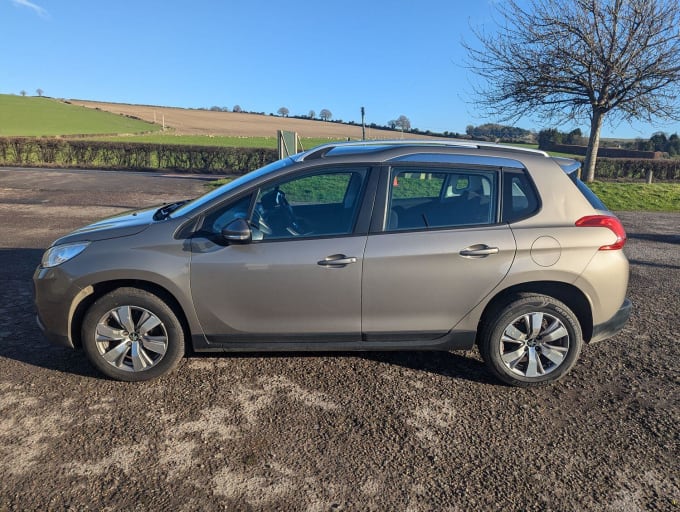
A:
299 139 549 160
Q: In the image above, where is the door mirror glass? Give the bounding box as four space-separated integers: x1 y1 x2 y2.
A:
221 218 252 244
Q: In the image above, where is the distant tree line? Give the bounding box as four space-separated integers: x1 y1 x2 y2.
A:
627 132 680 156
539 128 680 157
537 128 585 147
466 123 534 142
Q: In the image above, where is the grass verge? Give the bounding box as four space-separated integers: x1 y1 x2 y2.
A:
83 133 343 149
587 182 680 212
206 179 680 213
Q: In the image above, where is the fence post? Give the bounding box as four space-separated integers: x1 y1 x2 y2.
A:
645 169 653 184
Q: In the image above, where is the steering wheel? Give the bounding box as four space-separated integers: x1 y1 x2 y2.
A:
258 188 298 236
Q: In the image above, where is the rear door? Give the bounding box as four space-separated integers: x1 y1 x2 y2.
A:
362 166 516 338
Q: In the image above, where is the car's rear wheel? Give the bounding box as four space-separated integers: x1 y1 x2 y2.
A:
479 294 583 387
81 287 185 381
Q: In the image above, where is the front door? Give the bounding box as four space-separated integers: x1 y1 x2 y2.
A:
190 168 370 343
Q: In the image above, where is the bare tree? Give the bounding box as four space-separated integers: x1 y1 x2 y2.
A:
36 88 44 97
465 0 680 182
277 107 290 117
232 104 243 113
395 115 411 131
20 90 26 97
319 109 332 121
308 110 316 119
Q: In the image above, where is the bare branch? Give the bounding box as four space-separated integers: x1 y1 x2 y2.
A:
464 0 680 181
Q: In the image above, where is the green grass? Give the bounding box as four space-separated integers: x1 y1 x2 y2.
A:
83 133 344 149
587 182 680 212
207 180 680 213
0 94 161 136
503 142 581 159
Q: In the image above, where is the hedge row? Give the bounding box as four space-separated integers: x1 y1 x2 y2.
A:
0 138 278 175
589 157 680 181
543 142 664 159
1 137 678 180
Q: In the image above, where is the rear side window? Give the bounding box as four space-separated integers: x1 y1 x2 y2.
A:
388 168 498 230
502 171 539 223
568 172 609 211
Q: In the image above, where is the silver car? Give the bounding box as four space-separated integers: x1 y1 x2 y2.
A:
34 140 631 386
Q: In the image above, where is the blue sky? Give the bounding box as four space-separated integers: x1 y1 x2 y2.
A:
2 0 679 139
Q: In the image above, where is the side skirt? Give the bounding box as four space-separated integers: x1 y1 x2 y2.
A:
191 330 476 353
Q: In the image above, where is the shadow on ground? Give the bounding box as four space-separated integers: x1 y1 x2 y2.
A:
0 248 100 379
1 248 495 384
627 232 680 245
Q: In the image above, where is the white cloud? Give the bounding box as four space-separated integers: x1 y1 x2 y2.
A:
11 0 48 18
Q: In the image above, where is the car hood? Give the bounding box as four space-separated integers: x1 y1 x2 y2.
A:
51 206 160 246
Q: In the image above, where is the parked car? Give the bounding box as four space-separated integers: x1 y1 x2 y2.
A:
34 140 631 386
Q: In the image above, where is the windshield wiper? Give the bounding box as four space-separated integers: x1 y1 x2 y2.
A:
153 200 188 221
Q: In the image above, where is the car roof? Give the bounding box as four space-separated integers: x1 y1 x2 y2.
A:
296 139 551 163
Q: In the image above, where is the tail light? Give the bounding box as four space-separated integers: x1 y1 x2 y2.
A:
575 215 627 250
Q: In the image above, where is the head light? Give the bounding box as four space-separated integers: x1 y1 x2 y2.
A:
41 242 90 268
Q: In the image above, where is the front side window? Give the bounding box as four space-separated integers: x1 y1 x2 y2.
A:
387 168 498 230
252 169 368 240
203 194 252 234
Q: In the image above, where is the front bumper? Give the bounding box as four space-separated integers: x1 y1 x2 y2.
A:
590 298 632 343
33 265 87 349
36 312 73 348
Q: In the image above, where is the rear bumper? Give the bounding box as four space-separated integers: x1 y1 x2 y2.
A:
590 298 632 343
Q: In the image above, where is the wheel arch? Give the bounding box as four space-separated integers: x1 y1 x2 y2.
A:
477 281 593 344
70 279 193 350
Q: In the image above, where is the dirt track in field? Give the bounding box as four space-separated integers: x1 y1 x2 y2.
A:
0 167 678 511
68 99 437 140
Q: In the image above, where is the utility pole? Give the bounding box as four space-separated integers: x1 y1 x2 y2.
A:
361 106 366 140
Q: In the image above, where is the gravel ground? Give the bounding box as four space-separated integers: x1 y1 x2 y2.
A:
0 168 677 511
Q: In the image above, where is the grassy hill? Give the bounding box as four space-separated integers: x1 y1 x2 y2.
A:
0 95 160 136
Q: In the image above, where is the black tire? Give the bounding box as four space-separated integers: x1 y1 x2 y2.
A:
479 294 583 387
81 287 185 381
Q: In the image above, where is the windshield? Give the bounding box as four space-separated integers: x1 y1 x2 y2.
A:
170 157 296 218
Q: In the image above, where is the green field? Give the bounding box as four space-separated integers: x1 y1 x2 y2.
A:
206 179 680 212
587 182 680 212
84 133 344 150
503 142 581 159
0 94 160 136
84 134 583 158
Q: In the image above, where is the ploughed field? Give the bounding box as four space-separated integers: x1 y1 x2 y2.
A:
70 99 434 140
0 167 677 510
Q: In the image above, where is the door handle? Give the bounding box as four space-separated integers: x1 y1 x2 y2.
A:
459 245 500 257
317 254 358 267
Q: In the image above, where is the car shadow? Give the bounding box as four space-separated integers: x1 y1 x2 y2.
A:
0 248 102 379
628 232 680 245
359 350 496 384
196 350 496 385
2 247 495 384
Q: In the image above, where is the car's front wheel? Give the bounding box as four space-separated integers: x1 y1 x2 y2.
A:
479 294 583 387
81 287 185 381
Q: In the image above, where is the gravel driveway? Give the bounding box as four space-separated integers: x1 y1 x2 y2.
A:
0 167 677 511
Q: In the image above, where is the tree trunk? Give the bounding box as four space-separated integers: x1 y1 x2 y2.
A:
583 109 604 183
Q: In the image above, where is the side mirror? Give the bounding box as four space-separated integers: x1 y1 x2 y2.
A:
221 218 252 244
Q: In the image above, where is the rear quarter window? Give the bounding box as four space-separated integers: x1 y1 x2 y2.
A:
502 171 539 223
